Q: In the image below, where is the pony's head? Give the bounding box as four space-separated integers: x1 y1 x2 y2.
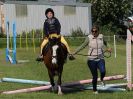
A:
49 36 61 64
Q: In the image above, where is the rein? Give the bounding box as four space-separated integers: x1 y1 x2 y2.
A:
75 50 111 58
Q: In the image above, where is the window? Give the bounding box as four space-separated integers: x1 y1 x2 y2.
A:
15 4 27 18
64 6 76 16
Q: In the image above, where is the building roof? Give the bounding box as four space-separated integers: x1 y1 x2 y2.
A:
4 0 91 7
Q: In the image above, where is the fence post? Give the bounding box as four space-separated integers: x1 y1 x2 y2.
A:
114 35 116 58
19 32 22 49
32 30 36 53
25 32 28 51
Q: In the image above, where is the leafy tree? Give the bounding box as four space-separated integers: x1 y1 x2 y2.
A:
84 0 132 25
83 0 132 35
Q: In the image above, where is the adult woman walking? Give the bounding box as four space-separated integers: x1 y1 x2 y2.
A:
73 25 112 94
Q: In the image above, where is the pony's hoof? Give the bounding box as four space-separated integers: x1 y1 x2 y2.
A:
58 92 63 95
51 86 57 92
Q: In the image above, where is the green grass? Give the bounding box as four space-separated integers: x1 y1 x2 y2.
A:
0 43 133 99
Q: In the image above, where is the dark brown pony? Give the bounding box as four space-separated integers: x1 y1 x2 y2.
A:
42 37 68 95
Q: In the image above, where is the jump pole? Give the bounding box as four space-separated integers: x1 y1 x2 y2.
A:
1 78 50 85
126 29 132 90
1 75 125 94
1 75 124 86
2 83 128 95
62 75 125 87
12 21 17 64
6 21 10 62
2 85 52 94
5 21 17 64
5 20 29 64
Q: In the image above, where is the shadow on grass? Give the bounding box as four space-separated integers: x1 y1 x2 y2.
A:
46 84 123 94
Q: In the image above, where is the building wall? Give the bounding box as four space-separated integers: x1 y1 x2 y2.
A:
4 3 91 36
0 3 5 33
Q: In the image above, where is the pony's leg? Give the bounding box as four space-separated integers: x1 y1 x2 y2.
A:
58 85 62 95
48 70 55 92
57 68 63 95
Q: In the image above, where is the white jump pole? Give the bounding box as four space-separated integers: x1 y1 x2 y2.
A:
114 35 117 58
6 21 10 62
126 29 132 90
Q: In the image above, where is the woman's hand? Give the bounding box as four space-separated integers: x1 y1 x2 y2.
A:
72 51 78 56
106 48 112 53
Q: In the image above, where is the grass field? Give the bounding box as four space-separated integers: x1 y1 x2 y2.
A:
0 42 133 99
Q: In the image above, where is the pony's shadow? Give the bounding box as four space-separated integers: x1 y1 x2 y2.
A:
47 84 126 94
48 84 86 94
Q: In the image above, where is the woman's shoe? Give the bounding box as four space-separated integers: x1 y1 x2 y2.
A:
101 81 105 87
93 91 98 94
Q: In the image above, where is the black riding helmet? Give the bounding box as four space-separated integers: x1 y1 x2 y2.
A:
45 8 54 18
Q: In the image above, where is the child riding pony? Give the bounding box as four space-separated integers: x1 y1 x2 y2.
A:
36 8 75 61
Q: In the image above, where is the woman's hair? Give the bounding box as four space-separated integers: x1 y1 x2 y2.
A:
91 25 99 32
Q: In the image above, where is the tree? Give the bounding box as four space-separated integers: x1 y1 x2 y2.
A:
84 0 132 26
83 0 132 35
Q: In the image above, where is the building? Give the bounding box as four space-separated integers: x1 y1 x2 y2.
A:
1 0 92 36
0 0 4 33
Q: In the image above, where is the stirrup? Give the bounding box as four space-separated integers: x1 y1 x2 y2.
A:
36 56 43 62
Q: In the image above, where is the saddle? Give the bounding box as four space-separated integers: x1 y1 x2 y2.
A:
42 34 67 56
42 42 67 56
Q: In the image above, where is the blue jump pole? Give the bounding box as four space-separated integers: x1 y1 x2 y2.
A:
1 78 50 85
12 22 16 64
